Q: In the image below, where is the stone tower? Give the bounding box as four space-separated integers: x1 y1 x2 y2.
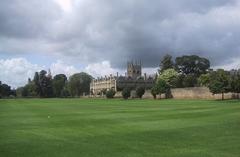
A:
127 61 142 79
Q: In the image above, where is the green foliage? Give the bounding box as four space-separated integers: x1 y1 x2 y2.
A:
33 72 41 96
106 89 116 99
155 79 170 99
60 87 70 98
182 74 198 87
175 55 210 76
22 82 38 97
0 81 13 98
208 69 230 100
38 70 53 98
136 86 145 99
122 88 131 99
198 73 211 86
159 69 179 87
209 80 225 94
151 86 158 99
159 54 174 74
230 75 240 97
68 72 92 97
53 74 67 97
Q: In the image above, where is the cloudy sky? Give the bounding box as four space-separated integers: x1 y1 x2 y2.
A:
1 0 240 88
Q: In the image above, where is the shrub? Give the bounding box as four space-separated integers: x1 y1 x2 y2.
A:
151 86 158 99
122 88 131 100
136 87 145 99
106 89 116 99
155 79 170 99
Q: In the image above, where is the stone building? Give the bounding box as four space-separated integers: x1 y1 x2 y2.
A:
90 61 156 95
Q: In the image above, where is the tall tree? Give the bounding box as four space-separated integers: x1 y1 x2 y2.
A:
33 72 41 96
208 69 230 100
159 54 174 74
230 74 240 99
38 70 53 98
68 72 92 97
52 74 67 97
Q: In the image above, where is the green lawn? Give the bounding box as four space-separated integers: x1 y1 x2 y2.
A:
0 99 240 157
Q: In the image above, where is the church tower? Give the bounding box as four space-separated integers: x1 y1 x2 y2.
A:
127 61 142 79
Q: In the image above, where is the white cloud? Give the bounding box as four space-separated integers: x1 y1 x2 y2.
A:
0 58 43 88
85 61 122 77
54 0 73 12
50 60 79 77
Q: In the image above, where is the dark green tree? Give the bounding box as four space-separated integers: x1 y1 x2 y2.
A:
175 55 210 76
208 69 230 100
159 54 174 74
151 86 158 99
0 83 11 97
68 72 92 97
33 72 41 96
122 88 131 100
182 74 198 87
38 70 53 98
230 74 240 99
156 79 170 99
136 86 145 99
52 74 67 97
106 89 116 99
60 87 70 98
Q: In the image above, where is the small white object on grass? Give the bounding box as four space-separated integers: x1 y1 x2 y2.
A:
48 116 51 118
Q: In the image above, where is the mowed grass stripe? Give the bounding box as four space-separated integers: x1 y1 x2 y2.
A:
0 99 240 157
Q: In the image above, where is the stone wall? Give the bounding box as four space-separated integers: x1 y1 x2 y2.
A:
115 87 236 100
170 87 234 100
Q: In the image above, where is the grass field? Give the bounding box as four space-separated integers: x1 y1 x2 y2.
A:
0 99 240 157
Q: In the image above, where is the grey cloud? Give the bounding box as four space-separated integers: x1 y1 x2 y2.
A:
0 0 240 69
0 0 61 39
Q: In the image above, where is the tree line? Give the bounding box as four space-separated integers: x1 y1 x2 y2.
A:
15 70 92 98
152 54 240 100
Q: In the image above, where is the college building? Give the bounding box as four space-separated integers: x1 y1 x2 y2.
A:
90 61 156 95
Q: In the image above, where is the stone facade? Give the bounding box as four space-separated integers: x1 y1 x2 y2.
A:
90 62 156 95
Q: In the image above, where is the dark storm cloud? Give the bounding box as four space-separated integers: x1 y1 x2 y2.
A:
0 0 240 68
0 0 61 38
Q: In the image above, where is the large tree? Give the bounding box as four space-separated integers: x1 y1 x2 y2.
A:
33 72 41 96
155 79 170 99
68 72 92 97
230 74 240 99
38 70 53 98
175 55 210 76
208 69 230 100
159 54 174 74
52 74 67 97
